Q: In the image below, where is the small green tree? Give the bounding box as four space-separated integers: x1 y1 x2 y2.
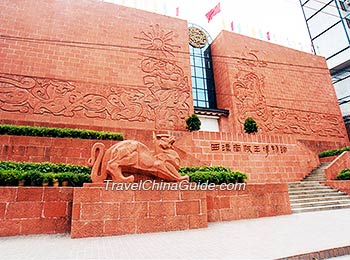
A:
244 117 258 134
186 114 201 131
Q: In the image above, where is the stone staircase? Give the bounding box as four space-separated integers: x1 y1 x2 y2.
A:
288 163 350 213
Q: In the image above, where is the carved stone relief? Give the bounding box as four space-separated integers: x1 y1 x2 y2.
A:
0 25 191 130
188 27 208 48
232 50 345 138
137 24 191 129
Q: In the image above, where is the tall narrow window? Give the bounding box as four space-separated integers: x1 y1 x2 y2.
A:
188 25 217 109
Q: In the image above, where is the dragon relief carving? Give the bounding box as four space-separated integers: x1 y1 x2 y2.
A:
233 70 345 138
0 25 191 130
0 74 147 120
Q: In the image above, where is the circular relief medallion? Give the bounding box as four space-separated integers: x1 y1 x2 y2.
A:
188 27 208 48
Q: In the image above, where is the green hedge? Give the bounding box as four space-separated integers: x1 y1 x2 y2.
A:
0 161 91 186
318 146 350 158
179 166 247 184
0 124 123 141
337 169 350 180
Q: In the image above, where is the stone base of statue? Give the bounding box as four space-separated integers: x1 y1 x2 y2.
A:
70 185 207 238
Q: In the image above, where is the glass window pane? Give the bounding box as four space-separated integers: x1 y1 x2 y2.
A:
195 67 204 77
197 90 207 101
190 56 194 66
191 76 196 88
192 90 197 100
191 66 195 75
197 101 207 107
196 78 204 89
194 56 202 66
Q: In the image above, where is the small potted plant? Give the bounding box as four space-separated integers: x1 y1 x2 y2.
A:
244 117 258 134
52 174 59 187
186 114 201 131
58 172 70 187
18 172 27 186
42 174 51 187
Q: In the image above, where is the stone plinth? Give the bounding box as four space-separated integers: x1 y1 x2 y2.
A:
70 186 207 238
206 183 292 222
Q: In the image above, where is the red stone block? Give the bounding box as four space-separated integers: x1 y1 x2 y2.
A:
136 217 165 233
0 220 21 236
221 208 239 221
163 215 189 231
17 187 43 201
20 218 56 235
207 209 220 222
104 219 136 235
218 196 230 209
0 203 5 219
135 190 161 201
71 203 81 220
148 201 175 217
81 203 119 220
6 202 42 219
55 217 70 233
120 202 147 218
43 202 67 218
206 196 215 210
161 190 180 201
43 187 74 202
188 214 208 229
0 188 17 203
176 200 200 215
180 189 206 200
238 206 259 219
73 187 101 203
71 220 104 238
101 189 134 202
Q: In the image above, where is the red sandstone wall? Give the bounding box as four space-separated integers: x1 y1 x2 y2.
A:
207 183 291 221
176 131 319 183
71 185 208 238
324 152 350 180
322 181 350 195
211 31 348 143
0 135 117 165
0 187 73 236
0 0 192 132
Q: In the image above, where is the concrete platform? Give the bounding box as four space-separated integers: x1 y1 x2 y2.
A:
1 208 350 259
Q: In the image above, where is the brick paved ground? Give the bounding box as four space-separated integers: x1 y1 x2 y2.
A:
1 209 350 259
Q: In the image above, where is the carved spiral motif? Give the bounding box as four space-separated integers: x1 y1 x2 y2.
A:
188 27 207 48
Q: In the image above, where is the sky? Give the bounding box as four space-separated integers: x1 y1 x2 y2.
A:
104 0 313 53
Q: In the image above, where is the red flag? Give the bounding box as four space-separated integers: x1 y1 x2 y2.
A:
205 2 221 23
266 31 271 41
176 7 179 17
230 21 234 31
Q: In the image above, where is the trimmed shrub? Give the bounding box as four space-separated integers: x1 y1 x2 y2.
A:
179 166 247 184
186 114 201 131
318 146 350 158
0 161 91 186
337 169 350 180
244 117 258 134
0 124 123 141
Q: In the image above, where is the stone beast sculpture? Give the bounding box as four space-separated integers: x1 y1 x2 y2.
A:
88 134 189 183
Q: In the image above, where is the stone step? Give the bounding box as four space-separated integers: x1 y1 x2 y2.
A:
289 192 347 200
291 199 350 209
292 203 350 213
288 183 326 188
288 186 332 191
288 189 341 196
303 177 326 180
290 195 350 204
